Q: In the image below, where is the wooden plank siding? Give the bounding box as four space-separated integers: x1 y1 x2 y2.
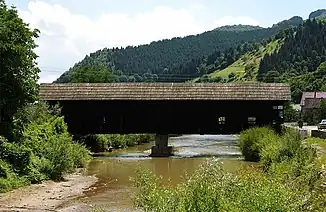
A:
39 83 291 101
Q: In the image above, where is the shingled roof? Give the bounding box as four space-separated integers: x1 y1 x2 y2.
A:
39 83 291 101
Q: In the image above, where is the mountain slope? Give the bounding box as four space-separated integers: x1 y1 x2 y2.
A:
202 39 283 81
259 19 326 102
272 16 303 28
289 61 326 102
56 17 303 83
258 19 326 81
194 18 326 102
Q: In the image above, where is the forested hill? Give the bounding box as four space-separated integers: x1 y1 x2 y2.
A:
194 18 326 103
213 25 263 31
56 16 303 83
309 9 326 20
258 19 326 102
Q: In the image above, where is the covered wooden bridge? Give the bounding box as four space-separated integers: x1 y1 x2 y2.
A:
40 82 291 156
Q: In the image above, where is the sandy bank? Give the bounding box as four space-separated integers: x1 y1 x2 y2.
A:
0 171 97 212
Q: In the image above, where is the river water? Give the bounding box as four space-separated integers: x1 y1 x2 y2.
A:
59 135 251 211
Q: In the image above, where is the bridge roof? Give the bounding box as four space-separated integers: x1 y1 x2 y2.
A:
39 83 291 101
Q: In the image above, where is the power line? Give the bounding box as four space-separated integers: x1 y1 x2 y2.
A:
37 67 295 81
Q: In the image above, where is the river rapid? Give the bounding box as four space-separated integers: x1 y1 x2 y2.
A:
58 135 252 211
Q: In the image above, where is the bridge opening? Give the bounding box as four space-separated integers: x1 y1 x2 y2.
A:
218 117 226 125
248 117 256 125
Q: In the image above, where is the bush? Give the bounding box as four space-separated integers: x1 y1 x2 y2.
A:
0 141 33 175
12 102 61 142
21 115 91 180
240 127 321 191
0 159 12 179
107 134 126 149
284 102 300 122
78 134 109 153
0 159 28 193
238 127 275 161
79 134 154 152
260 129 301 170
133 128 324 211
0 102 91 192
132 159 307 212
22 125 89 175
41 135 76 180
70 142 91 168
137 134 154 143
107 134 154 149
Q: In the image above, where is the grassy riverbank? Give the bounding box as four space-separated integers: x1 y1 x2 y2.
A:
133 127 326 211
0 103 91 193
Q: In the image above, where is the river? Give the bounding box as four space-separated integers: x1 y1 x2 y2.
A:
58 135 251 211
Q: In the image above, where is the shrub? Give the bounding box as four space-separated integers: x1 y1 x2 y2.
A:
108 134 126 149
25 155 51 183
132 159 307 212
138 134 154 143
132 128 324 211
70 142 91 168
284 102 300 122
240 127 321 192
0 102 91 192
20 106 91 180
0 159 12 179
76 134 154 152
260 129 301 170
0 159 28 193
0 141 33 175
238 127 275 161
12 101 61 142
125 135 138 147
41 135 76 180
78 134 109 153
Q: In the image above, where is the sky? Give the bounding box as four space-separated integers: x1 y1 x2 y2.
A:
6 0 326 83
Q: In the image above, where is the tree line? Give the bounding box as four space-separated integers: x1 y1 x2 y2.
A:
56 17 303 83
257 19 326 102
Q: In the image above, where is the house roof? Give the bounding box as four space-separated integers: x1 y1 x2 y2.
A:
39 83 291 101
300 92 326 106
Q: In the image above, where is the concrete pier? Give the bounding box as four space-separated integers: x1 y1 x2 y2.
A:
150 134 173 157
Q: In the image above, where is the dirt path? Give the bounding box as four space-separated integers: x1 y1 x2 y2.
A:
0 171 97 212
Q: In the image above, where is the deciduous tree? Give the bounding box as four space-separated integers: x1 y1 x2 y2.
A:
70 65 116 83
0 0 40 139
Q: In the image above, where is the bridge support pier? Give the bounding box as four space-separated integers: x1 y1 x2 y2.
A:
150 134 173 157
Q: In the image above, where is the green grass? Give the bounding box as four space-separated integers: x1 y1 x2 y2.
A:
132 127 326 211
132 159 308 212
305 137 326 169
208 39 282 81
210 66 245 79
306 137 326 150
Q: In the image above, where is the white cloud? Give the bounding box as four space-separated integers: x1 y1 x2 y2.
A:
38 71 61 84
18 1 211 82
214 16 262 27
17 1 261 83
